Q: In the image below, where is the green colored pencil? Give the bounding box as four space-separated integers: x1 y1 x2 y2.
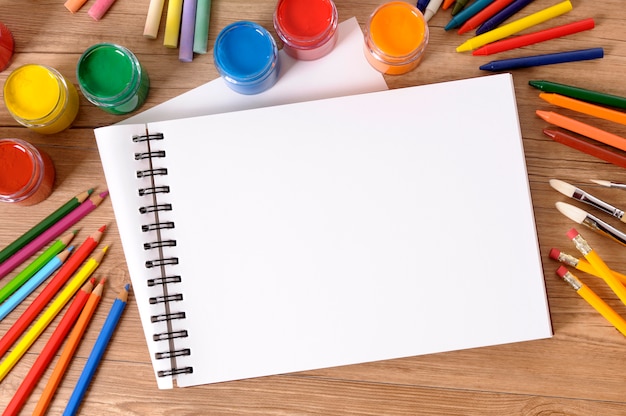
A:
0 231 77 303
0 189 92 264
529 80 626 109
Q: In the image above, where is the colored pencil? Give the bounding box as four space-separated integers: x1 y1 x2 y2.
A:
473 18 595 55
537 110 626 152
529 80 626 110
63 284 130 416
540 92 626 126
479 48 603 72
476 0 535 35
164 0 184 48
193 0 212 53
458 0 515 34
567 228 626 307
0 230 76 304
0 189 91 264
556 266 626 337
446 0 496 31
456 0 573 52
543 129 626 170
3 279 97 416
33 278 105 416
0 275 97 382
549 248 626 285
0 190 107 280
0 247 73 321
144 0 166 38
88 0 118 20
179 0 198 62
0 229 105 359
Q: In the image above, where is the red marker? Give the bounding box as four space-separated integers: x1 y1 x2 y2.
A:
472 18 595 56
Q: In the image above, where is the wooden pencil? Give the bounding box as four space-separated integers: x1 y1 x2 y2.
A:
33 278 106 416
2 279 97 416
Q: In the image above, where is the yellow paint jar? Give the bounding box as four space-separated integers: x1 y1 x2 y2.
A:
364 1 429 75
3 64 79 134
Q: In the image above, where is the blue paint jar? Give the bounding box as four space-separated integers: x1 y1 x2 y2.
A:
213 21 280 95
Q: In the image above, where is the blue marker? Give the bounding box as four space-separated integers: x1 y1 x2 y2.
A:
479 48 604 72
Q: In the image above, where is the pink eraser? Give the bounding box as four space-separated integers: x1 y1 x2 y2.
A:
556 265 569 278
549 248 561 260
566 228 579 240
88 0 116 21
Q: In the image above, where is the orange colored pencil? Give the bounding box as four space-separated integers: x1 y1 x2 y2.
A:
443 0 455 10
3 279 96 416
32 278 105 416
536 110 626 152
540 93 626 126
0 225 105 359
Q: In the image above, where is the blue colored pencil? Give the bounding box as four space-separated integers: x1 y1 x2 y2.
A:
479 48 604 72
476 0 534 35
0 247 73 322
63 284 130 416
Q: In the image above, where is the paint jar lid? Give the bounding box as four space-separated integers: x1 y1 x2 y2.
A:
77 43 144 107
274 0 338 49
214 21 279 86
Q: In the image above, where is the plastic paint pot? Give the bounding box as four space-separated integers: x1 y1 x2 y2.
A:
364 1 429 75
3 64 79 134
214 21 280 95
0 138 55 206
0 23 14 71
77 43 150 114
273 0 339 60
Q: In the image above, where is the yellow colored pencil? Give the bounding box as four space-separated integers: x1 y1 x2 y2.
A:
567 229 626 307
540 93 626 126
0 247 107 382
557 266 626 337
456 0 573 52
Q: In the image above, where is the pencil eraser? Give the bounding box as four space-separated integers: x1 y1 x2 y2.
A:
556 265 569 278
566 228 579 240
549 248 561 260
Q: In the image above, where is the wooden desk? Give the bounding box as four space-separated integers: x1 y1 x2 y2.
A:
2 0 626 414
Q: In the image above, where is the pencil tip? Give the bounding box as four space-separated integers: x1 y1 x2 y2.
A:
98 224 107 232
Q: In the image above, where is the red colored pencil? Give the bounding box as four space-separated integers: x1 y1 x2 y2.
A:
543 128 626 169
458 0 514 34
0 225 105 359
2 279 97 416
32 278 105 416
472 17 595 55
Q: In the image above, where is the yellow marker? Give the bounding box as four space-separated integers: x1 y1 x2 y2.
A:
0 247 107 382
568 229 626 307
540 93 626 126
456 0 573 52
557 266 626 337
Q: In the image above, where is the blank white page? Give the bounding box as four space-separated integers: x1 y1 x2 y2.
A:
95 73 552 389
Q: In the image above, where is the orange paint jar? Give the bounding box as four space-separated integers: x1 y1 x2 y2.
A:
0 138 55 206
364 1 429 75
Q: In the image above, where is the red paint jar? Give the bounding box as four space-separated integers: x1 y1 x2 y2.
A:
0 22 14 72
273 0 338 61
0 138 55 206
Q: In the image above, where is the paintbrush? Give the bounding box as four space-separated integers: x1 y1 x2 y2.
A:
550 179 626 222
590 179 626 190
555 201 626 246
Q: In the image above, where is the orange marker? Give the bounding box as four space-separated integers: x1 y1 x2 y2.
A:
536 110 626 152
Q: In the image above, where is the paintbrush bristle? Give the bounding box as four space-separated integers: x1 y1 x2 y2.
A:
555 202 588 224
590 179 612 187
549 179 577 198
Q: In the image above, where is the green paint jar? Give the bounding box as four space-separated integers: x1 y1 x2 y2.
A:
76 43 150 115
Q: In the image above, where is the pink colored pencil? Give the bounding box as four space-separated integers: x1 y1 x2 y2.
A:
473 18 595 55
0 191 108 280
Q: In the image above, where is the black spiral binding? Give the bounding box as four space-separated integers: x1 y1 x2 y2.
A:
133 132 193 379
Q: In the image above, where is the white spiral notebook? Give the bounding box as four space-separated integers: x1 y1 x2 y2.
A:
94 73 552 389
